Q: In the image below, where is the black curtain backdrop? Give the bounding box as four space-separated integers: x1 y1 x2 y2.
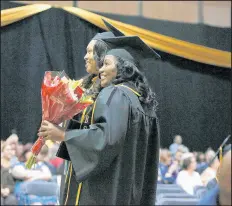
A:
1 2 231 152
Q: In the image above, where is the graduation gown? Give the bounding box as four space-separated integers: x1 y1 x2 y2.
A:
56 83 160 205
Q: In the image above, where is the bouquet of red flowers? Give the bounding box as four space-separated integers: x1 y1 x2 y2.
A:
26 71 93 169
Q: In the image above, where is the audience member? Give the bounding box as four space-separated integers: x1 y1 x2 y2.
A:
180 152 193 166
158 149 178 184
5 133 19 166
47 143 64 173
196 152 206 170
5 133 18 151
198 148 231 205
169 135 183 155
1 143 17 205
196 149 216 174
11 146 54 205
11 146 52 182
165 149 183 181
38 145 57 175
197 152 205 163
176 154 203 195
201 152 219 186
205 149 216 163
15 142 24 162
174 149 184 165
1 143 14 169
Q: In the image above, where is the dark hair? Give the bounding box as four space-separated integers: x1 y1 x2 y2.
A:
21 148 31 162
93 40 110 69
81 40 110 99
182 157 193 170
112 56 158 110
196 152 205 163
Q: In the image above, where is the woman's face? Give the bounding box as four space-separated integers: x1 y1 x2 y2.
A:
99 55 117 88
84 40 98 74
2 145 14 160
199 153 205 163
160 150 172 166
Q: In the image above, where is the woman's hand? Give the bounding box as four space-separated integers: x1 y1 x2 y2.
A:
38 120 65 142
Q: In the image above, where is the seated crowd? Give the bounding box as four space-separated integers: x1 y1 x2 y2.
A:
1 133 64 205
157 134 231 206
158 135 221 187
1 133 231 205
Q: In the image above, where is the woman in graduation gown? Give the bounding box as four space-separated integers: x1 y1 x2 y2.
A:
56 30 122 204
38 35 160 205
57 22 125 159
57 31 116 157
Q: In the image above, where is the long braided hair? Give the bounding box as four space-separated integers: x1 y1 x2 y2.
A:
81 40 110 100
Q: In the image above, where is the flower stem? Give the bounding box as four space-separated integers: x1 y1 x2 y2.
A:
25 154 36 169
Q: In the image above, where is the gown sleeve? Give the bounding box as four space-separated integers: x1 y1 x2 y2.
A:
64 85 130 182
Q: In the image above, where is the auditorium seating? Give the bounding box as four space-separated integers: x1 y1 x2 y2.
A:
155 184 206 205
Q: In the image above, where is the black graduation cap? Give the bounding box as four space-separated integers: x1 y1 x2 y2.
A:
102 19 125 37
92 31 115 40
101 35 161 67
92 19 125 41
102 19 160 63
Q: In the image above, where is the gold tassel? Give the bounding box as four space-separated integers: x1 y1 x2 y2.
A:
216 146 223 183
75 183 83 205
64 165 73 205
219 146 223 163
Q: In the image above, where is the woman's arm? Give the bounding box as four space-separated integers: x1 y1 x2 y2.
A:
11 163 52 181
26 163 52 181
64 86 130 181
11 164 29 180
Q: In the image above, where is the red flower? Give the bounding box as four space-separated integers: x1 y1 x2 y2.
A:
26 71 93 169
